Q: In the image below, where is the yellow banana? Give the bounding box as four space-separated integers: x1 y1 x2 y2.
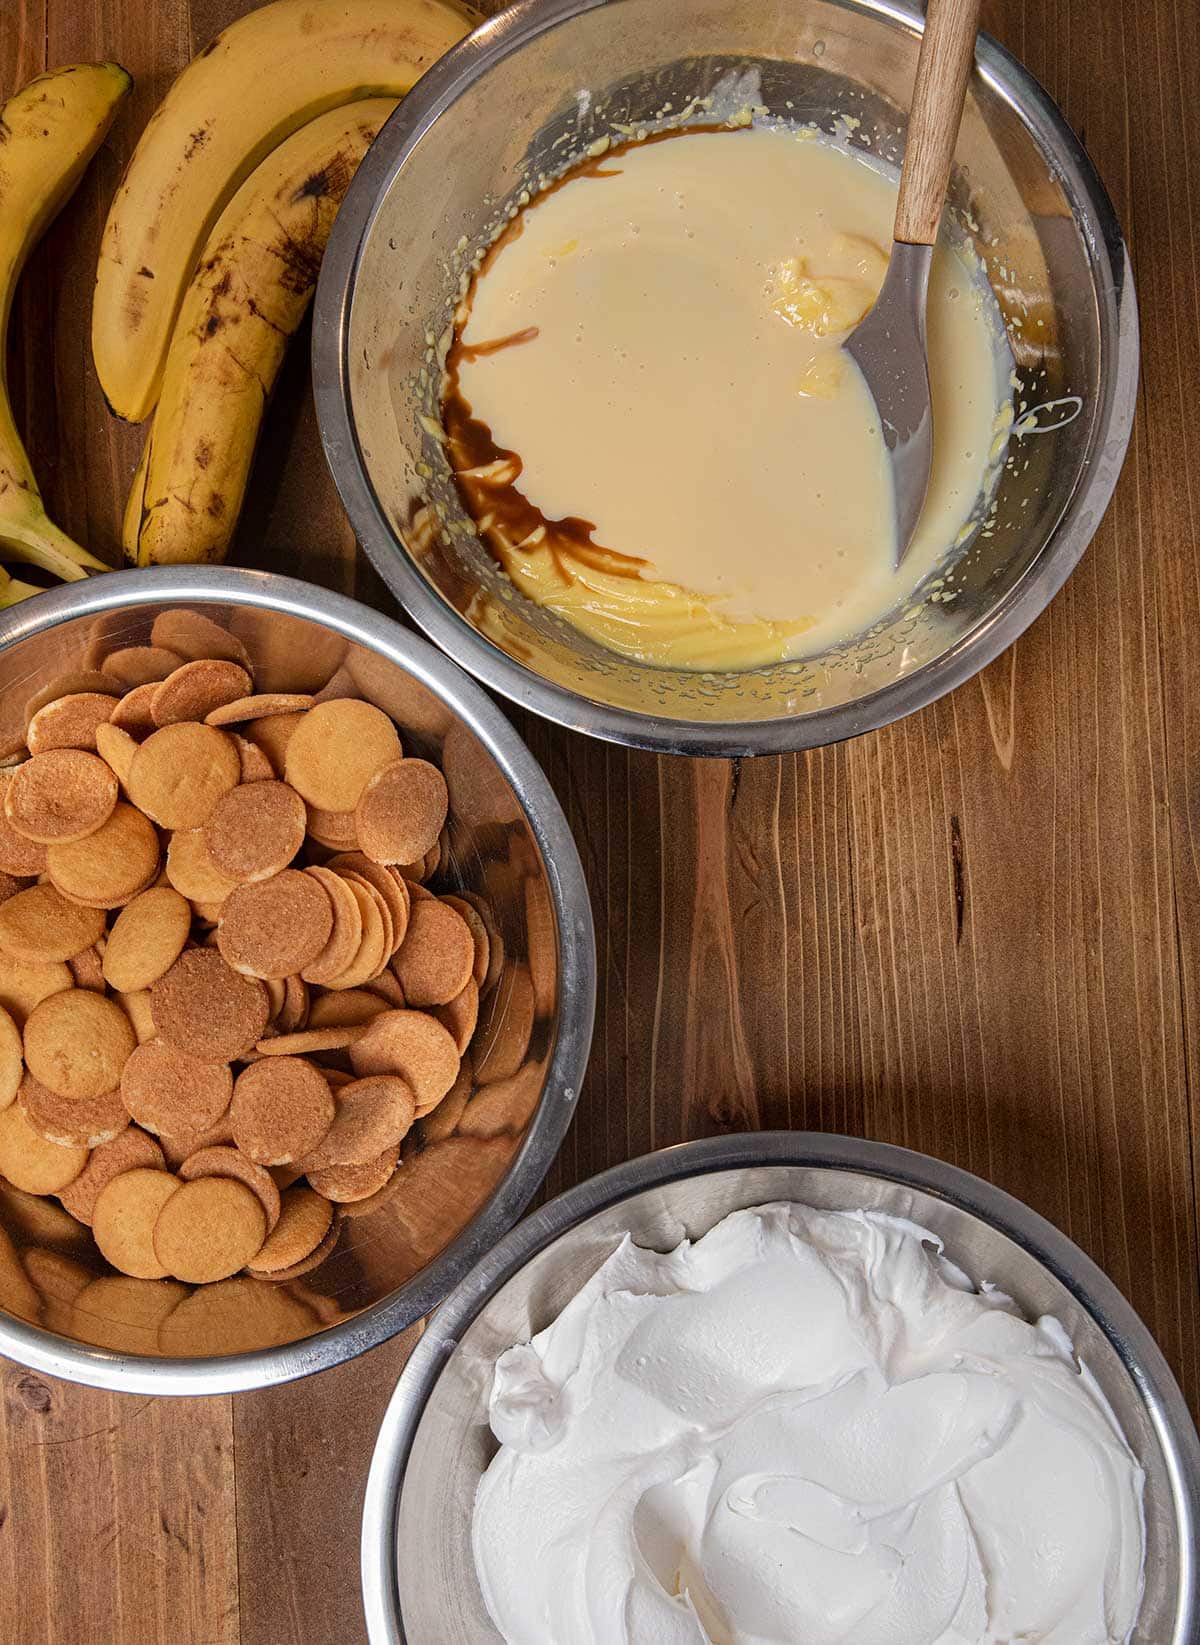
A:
0 62 130 587
127 100 395 566
93 0 473 423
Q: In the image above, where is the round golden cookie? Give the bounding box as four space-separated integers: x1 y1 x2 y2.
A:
150 948 270 1063
284 700 402 812
178 1145 281 1233
216 870 333 980
244 1186 332 1274
95 722 138 789
354 758 447 867
127 722 241 829
249 1215 340 1280
24 989 136 1100
0 953 72 1027
230 1056 334 1166
366 968 406 1009
164 827 240 906
4 749 118 844
0 1101 89 1193
152 1176 267 1284
322 877 387 991
109 681 160 736
232 735 274 783
244 710 305 776
120 1038 233 1136
93 1168 181 1279
150 609 253 671
349 1009 461 1111
205 693 314 726
299 866 362 984
302 1075 415 1170
253 1026 367 1056
474 962 535 1085
115 988 157 1045
100 646 182 688
58 1126 165 1225
157 1108 234 1170
305 805 357 851
46 801 160 909
26 692 117 754
18 1073 128 1148
339 870 395 961
327 853 410 948
277 974 309 1034
0 1004 21 1111
460 892 505 994
434 979 479 1056
440 895 490 990
102 887 192 993
202 780 306 883
151 659 253 727
421 1054 475 1142
69 944 105 993
0 883 106 964
306 989 389 1030
307 1145 398 1204
0 782 48 876
392 898 474 1007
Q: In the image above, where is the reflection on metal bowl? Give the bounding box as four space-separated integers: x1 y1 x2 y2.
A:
315 0 1138 754
0 567 594 1394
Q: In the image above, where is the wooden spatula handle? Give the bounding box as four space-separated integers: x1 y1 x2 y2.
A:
894 0 982 246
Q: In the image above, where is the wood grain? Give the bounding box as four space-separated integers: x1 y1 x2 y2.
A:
1 0 1198 1641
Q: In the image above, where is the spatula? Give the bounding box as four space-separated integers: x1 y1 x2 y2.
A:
845 0 982 568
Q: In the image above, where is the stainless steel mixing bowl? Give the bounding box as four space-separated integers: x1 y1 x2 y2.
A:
0 567 594 1394
314 0 1138 755
362 1134 1199 1643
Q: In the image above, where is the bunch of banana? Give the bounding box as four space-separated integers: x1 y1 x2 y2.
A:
94 0 472 567
126 99 395 565
0 62 131 602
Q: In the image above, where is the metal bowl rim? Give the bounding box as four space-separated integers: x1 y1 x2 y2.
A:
0 565 596 1395
360 1130 1200 1645
313 0 1140 756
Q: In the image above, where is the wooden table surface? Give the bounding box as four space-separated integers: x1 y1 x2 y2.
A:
2 0 1199 1639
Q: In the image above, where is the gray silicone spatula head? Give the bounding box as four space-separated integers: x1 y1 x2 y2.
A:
844 0 982 569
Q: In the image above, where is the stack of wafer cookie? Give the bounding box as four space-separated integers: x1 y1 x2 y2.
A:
0 609 534 1297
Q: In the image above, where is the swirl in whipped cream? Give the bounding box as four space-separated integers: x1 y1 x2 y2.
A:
472 1203 1145 1644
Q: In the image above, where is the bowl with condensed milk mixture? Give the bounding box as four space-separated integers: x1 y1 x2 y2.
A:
315 0 1137 755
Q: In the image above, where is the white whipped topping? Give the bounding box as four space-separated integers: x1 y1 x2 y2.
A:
472 1203 1145 1645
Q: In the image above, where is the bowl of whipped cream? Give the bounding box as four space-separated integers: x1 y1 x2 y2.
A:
361 1132 1198 1644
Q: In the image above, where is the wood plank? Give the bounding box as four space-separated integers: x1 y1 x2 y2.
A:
1 0 1198 1641
0 1364 237 1643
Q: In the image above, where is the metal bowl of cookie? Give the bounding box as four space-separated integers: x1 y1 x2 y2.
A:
360 1133 1200 1645
0 566 594 1394
315 0 1138 755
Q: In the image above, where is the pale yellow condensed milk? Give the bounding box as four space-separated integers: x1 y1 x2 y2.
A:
443 126 1007 671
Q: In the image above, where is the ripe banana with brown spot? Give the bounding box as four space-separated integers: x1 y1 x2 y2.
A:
125 99 395 567
0 62 130 590
93 0 474 422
